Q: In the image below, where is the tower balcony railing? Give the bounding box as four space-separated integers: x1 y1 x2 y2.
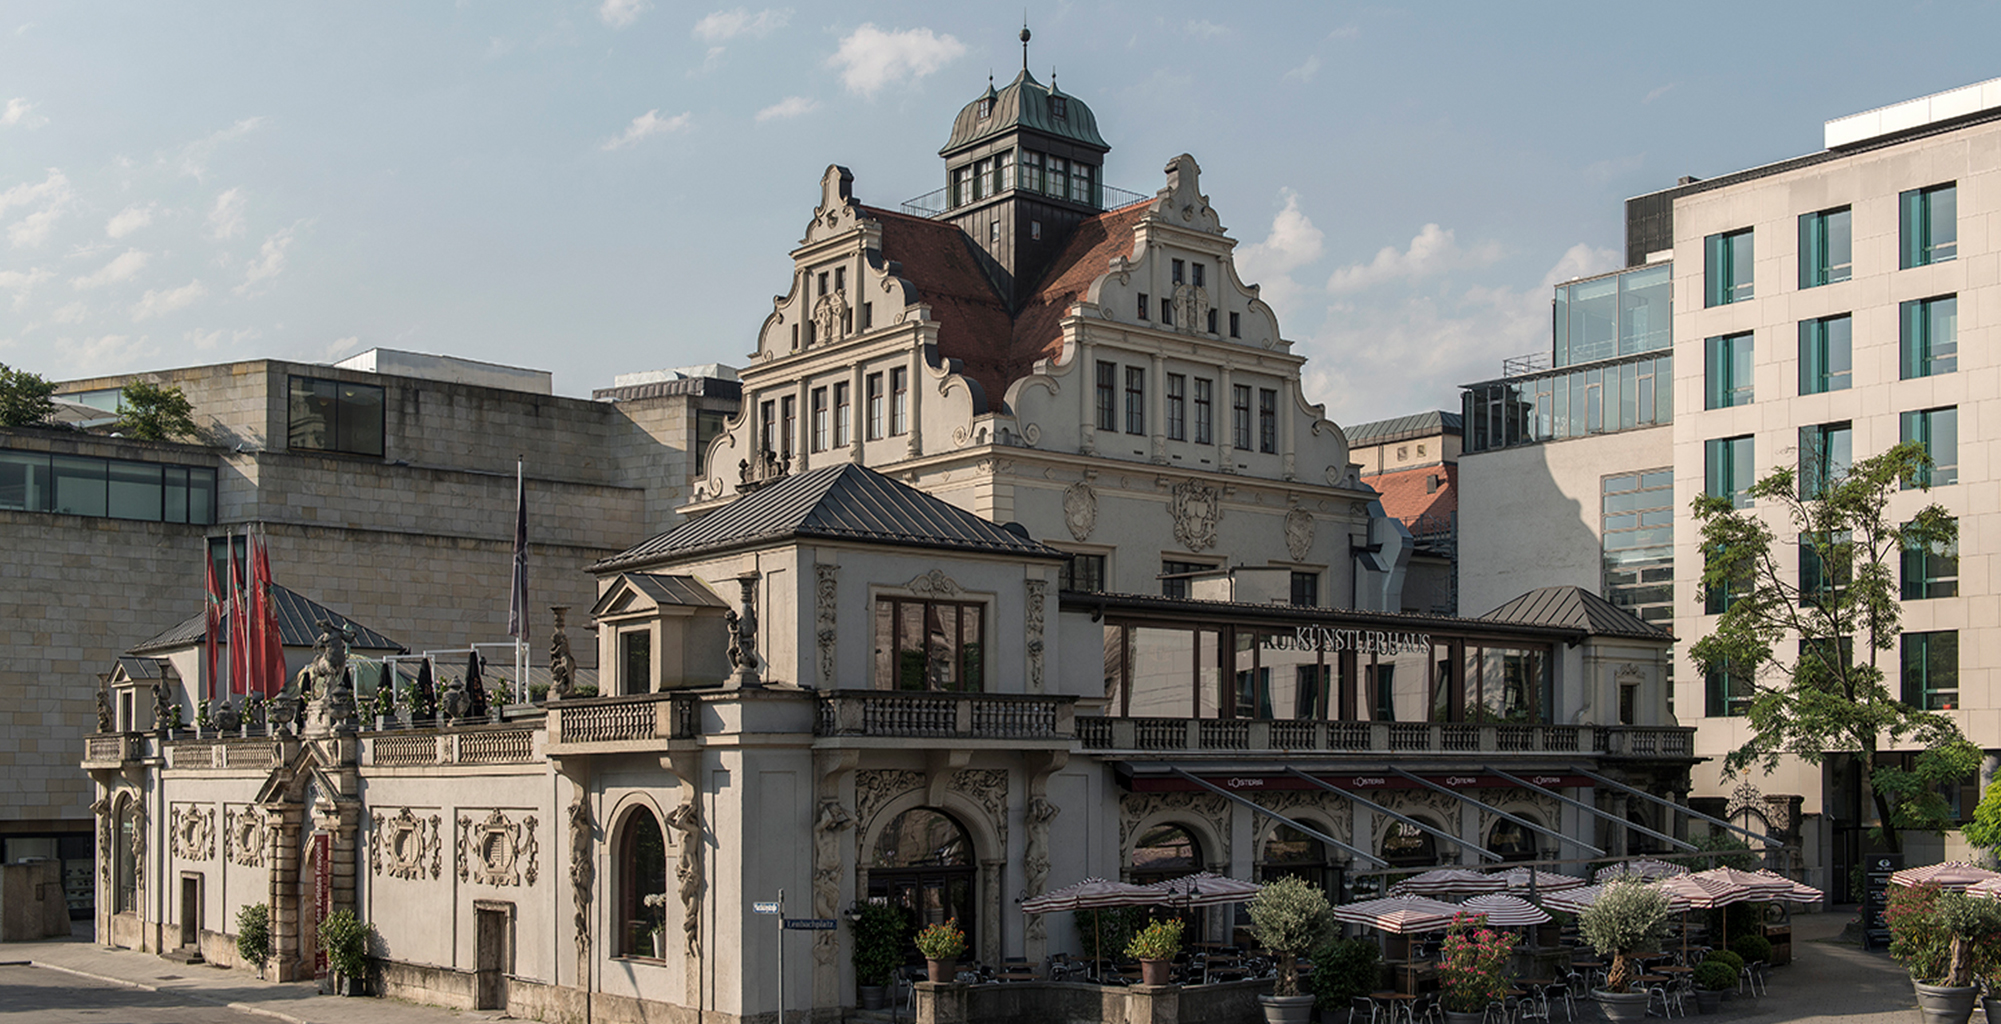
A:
899 183 1152 219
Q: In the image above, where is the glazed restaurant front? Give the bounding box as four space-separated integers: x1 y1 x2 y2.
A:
1072 594 1577 725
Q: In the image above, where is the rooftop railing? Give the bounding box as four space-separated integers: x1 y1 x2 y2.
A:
816 690 1074 741
1074 719 1691 758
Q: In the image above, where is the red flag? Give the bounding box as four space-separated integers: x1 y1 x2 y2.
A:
203 549 223 702
252 528 287 698
228 532 249 696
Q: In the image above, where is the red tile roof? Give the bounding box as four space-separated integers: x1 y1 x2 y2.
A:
1008 201 1149 385
1365 464 1457 530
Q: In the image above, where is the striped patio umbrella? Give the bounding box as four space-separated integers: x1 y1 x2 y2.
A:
1890 862 2001 892
1018 877 1155 914
1748 870 1824 903
1653 867 1792 909
1457 893 1551 927
1489 867 1587 893
1539 882 1694 915
1965 877 2001 901
1142 871 1263 908
1333 896 1464 934
1594 858 1689 883
1391 868 1507 897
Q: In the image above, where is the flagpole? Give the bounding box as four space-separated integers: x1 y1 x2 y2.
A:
514 457 525 703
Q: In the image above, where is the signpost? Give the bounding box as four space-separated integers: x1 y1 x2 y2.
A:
754 892 838 1023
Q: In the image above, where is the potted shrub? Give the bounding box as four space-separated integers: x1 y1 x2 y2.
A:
1729 933 1772 966
1247 875 1335 1024
1437 912 1518 1024
1887 883 2001 1024
1691 958 1736 1014
851 901 907 1009
318 909 374 997
235 903 271 979
1578 877 1672 1024
914 919 966 984
1126 917 1184 986
1310 938 1382 1017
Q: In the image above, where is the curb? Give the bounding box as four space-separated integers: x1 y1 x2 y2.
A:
28 959 161 991
26 958 314 1024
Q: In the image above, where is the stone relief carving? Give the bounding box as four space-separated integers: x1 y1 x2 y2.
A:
1062 481 1097 541
1171 284 1211 336
568 796 594 967
456 809 538 887
949 769 1009 846
1023 797 1059 942
225 805 267 868
1024 580 1047 694
812 290 848 345
370 807 442 880
811 800 853 968
855 769 925 831
171 803 215 862
548 606 577 700
1118 791 1229 862
1283 507 1316 562
96 689 113 733
665 800 705 958
815 564 839 689
1252 792 1352 845
902 569 964 596
1169 480 1221 552
93 799 111 882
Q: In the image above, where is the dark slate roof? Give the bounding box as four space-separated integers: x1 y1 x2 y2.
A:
591 573 729 618
1345 411 1463 447
117 656 169 680
595 463 1067 570
1479 586 1672 640
942 69 1108 156
127 583 409 655
590 377 742 403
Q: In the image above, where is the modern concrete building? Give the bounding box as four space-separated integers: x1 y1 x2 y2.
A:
1460 77 2001 896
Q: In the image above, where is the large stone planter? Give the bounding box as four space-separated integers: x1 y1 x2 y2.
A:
1258 993 1316 1024
1594 989 1650 1024
1913 980 1978 1024
1980 996 2001 1024
859 984 887 1010
1693 989 1723 1014
1443 1009 1485 1024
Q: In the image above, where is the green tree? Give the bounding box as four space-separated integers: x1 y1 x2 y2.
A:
1692 441 1969 853
115 380 199 441
0 363 57 427
1959 780 2001 859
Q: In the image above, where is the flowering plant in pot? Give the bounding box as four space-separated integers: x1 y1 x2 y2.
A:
1126 917 1185 986
1578 877 1671 1024
643 892 670 958
1437 913 1518 1022
1886 883 2001 1024
1247 876 1335 1024
914 919 966 983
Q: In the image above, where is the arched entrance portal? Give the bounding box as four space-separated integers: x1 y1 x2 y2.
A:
1129 823 1202 886
868 809 976 962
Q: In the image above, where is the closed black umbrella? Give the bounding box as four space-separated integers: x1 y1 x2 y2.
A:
414 659 436 720
466 650 489 717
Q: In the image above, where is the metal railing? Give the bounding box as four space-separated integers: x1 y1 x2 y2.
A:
363 728 539 767
898 183 1154 219
1075 719 1694 757
816 691 1072 740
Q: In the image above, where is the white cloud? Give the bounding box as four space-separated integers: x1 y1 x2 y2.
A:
1327 25 1360 40
1236 190 1325 329
185 326 258 351
235 228 295 294
71 249 150 290
132 279 207 321
1 168 72 247
64 332 148 368
1583 153 1645 185
1182 19 1230 37
325 335 361 360
50 300 87 323
208 187 246 239
1282 56 1319 84
105 204 154 238
599 0 647 29
694 7 790 42
1644 82 1677 104
8 208 61 247
826 24 965 98
0 267 52 309
755 96 818 122
1540 242 1621 288
174 117 265 181
1326 223 1504 293
0 97 45 128
601 109 691 150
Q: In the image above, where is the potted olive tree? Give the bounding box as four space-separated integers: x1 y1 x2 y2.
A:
1247 876 1334 1024
1690 958 1736 1014
1437 912 1517 1024
1887 883 2001 1024
1126 918 1184 986
318 909 375 996
851 901 907 1010
1578 877 1671 1024
235 903 271 979
915 919 966 984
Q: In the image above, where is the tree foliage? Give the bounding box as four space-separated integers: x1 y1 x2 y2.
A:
0 363 57 428
1579 877 1672 993
1691 441 1967 852
115 380 199 441
1246 874 1334 997
1961 780 2001 856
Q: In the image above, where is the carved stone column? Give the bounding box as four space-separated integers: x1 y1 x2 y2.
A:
1024 580 1047 695
979 858 1005 967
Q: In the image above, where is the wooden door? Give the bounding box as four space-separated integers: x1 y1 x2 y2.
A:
475 907 507 1010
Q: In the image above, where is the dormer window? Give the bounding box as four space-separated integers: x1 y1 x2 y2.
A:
978 98 993 119
1049 95 1067 119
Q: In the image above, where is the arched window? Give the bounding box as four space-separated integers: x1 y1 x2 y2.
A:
1626 807 1661 854
869 809 977 962
114 798 138 914
1381 817 1439 869
1487 817 1539 863
1261 823 1337 892
617 807 667 958
1130 823 1202 885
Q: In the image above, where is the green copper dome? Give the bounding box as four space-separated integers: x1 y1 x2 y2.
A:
941 70 1108 156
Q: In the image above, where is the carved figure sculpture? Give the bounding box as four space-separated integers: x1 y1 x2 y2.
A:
568 795 594 967
1024 796 1060 941
724 573 761 688
548 606 576 700
96 689 113 734
664 800 705 957
151 679 172 732
299 620 358 734
811 800 853 967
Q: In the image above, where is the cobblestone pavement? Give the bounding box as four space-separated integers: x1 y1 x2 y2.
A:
1654 907 1918 1024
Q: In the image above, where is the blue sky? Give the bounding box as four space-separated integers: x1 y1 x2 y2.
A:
4 2 2000 426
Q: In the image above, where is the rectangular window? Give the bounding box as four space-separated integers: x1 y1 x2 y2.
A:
1070 162 1092 205
1192 263 1205 288
973 158 992 200
1900 295 1957 379
811 387 828 452
1095 361 1117 431
1799 315 1852 394
1193 378 1214 445
759 400 776 454
865 373 884 441
1160 296 1174 327
1289 571 1319 607
1206 308 1218 334
874 597 986 692
1799 206 1852 287
1902 631 1959 710
1172 259 1185 285
1061 554 1106 593
1705 658 1750 717
1704 546 1745 615
1021 151 1043 193
1136 293 1149 320
1901 183 1958 268
1232 384 1253 450
1166 374 1186 441
997 149 1013 190
1047 156 1069 201
287 376 386 457
780 396 796 457
1798 530 1851 608
1160 560 1210 600
833 382 851 447
861 302 873 330
1703 332 1754 409
1901 407 1958 488
1229 312 1241 339
834 266 845 293
1903 519 1959 600
890 367 908 436
1258 388 1277 453
1705 435 1754 509
1799 421 1852 499
1124 366 1146 434
1601 469 1674 625
1703 228 1754 307
620 630 652 695
951 168 971 208
2 449 214 524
